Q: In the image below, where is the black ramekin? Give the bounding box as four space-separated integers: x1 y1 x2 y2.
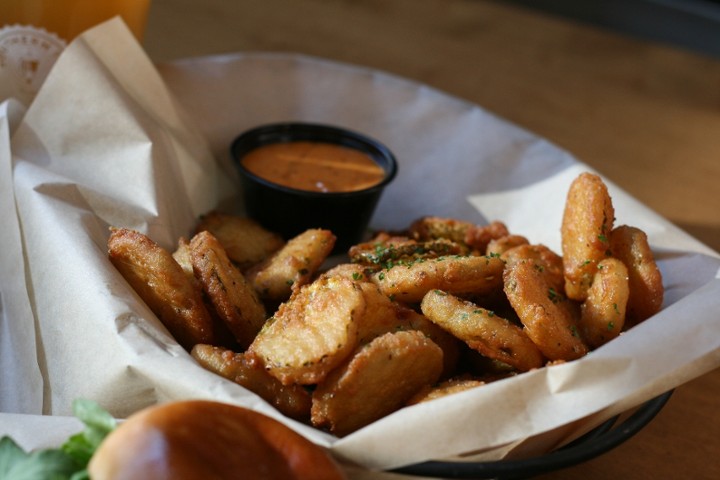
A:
230 122 397 253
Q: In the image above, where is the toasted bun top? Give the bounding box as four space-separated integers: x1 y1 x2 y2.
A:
88 400 346 480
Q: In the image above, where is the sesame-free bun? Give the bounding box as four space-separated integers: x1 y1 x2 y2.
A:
88 400 346 480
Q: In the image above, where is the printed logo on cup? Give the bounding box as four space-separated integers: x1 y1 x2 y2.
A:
0 25 66 106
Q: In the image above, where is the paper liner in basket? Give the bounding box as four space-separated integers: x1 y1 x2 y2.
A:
1 18 719 471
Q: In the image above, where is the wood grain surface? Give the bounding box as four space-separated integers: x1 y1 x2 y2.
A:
142 1 719 478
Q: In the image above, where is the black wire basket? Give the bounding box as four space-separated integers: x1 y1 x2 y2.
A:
390 390 673 479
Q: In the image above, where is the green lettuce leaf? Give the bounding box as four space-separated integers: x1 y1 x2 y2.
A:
0 399 116 480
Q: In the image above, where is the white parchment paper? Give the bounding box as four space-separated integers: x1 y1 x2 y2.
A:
1 98 44 415
1 18 718 472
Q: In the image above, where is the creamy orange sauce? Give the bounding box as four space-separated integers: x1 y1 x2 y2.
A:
241 141 385 193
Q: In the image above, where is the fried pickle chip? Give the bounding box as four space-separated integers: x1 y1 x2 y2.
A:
311 330 444 436
579 258 629 348
609 225 664 323
397 305 462 378
189 231 267 349
171 237 195 280
502 244 565 292
323 264 461 377
107 228 215 350
486 234 530 257
354 281 411 345
464 221 511 252
371 254 505 304
246 229 336 302
408 216 509 252
408 216 475 244
194 211 285 268
249 275 365 385
561 172 615 301
321 264 419 344
421 289 545 372
349 236 468 267
406 376 486 405
191 344 311 420
321 262 378 282
504 259 589 361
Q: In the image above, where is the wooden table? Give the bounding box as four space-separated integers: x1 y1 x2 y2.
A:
143 1 720 478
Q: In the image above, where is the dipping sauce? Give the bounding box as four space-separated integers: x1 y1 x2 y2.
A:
240 141 386 193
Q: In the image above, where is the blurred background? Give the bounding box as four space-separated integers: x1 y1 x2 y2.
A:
506 0 720 58
143 0 720 253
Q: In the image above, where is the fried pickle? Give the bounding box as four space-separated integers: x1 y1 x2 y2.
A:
486 234 530 257
561 172 615 301
609 225 664 323
421 289 544 372
311 330 443 436
249 275 365 386
246 228 336 302
502 243 565 292
406 376 486 405
408 216 509 252
189 231 267 349
194 211 285 268
349 235 468 268
323 264 461 377
191 344 311 420
579 258 629 348
171 237 195 280
371 254 505 303
107 228 215 350
504 259 588 361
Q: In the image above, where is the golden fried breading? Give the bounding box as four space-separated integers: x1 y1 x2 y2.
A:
561 172 615 301
189 231 267 349
311 330 444 436
406 376 486 405
504 259 588 361
486 234 530 257
171 237 195 280
579 258 629 348
321 262 379 282
371 254 505 304
349 236 468 267
191 344 311 420
194 211 285 268
408 216 509 253
502 244 565 292
319 266 413 343
107 228 215 350
354 281 411 345
396 305 462 378
249 275 365 386
246 229 336 302
421 289 545 372
408 216 475 244
609 225 664 324
323 266 462 377
464 221 511 252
